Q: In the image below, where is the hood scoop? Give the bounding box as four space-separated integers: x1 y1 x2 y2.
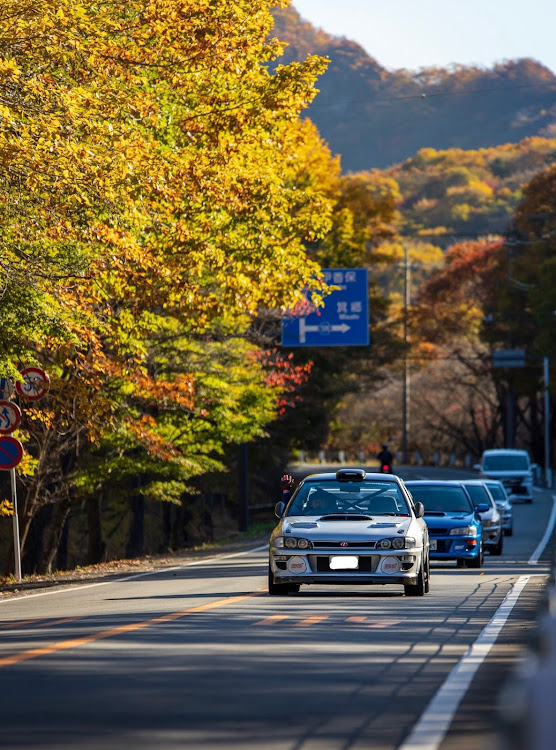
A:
319 514 373 521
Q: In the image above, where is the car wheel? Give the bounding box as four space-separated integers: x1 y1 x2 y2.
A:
268 566 295 596
405 561 426 597
467 544 483 569
424 556 430 593
491 533 504 556
505 525 513 537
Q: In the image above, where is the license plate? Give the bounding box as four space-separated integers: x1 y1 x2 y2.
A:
429 539 437 551
330 555 359 570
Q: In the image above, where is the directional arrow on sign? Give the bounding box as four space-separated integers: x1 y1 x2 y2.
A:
299 319 351 343
0 401 22 434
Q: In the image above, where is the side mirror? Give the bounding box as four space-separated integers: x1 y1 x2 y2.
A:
274 501 285 519
475 503 489 514
414 502 425 518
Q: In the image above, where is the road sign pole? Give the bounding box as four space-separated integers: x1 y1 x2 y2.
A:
10 468 21 581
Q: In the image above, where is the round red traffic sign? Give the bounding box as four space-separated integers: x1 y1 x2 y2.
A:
0 401 22 434
0 436 23 470
15 367 50 401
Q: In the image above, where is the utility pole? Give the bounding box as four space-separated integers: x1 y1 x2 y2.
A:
238 443 249 532
402 246 410 464
544 357 552 488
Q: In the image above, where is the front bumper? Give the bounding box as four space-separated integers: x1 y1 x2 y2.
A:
428 536 480 561
502 481 533 501
269 547 423 586
483 526 502 548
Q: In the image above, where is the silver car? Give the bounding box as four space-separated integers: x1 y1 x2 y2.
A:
483 480 513 536
269 468 430 597
460 480 503 555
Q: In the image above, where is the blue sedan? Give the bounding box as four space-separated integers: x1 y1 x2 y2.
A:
405 481 487 568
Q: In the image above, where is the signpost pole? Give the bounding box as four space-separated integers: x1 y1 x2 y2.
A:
10 468 21 581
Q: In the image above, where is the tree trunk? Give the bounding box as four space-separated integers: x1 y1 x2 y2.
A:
87 495 105 564
126 494 145 558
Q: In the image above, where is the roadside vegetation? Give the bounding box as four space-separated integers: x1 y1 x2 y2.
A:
1 0 554 576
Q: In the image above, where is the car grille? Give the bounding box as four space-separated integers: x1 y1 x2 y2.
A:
315 556 377 572
428 529 448 536
431 540 450 552
312 541 378 549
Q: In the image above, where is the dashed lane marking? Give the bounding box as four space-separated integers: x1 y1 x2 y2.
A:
253 614 291 626
295 615 329 627
0 590 264 669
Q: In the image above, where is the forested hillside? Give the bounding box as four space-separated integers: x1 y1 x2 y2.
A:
388 137 556 242
272 7 556 172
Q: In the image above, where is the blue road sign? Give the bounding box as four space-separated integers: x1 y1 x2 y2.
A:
0 435 23 470
281 268 369 347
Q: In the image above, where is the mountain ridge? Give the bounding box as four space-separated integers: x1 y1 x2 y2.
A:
272 7 556 172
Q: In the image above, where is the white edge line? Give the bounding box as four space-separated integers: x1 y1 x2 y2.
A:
528 494 556 565
398 576 531 750
0 544 270 603
398 575 531 750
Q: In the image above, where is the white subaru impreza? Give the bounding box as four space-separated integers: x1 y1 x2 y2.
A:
269 468 430 597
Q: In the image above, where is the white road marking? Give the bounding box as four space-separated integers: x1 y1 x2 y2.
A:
0 545 269 603
528 494 556 565
397 574 531 750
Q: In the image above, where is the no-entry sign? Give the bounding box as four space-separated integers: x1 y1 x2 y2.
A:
0 436 23 470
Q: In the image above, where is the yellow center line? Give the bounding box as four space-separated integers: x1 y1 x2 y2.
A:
0 618 48 630
0 615 85 631
295 615 328 627
0 590 264 669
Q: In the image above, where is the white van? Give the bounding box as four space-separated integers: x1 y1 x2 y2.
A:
475 449 536 503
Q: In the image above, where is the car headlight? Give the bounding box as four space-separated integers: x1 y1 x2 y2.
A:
277 536 312 550
379 537 415 550
450 526 475 536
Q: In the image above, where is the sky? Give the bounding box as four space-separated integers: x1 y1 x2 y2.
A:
291 0 556 76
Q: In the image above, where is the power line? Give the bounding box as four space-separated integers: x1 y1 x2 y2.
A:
309 80 556 109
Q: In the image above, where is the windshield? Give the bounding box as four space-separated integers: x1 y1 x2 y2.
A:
463 484 492 508
485 483 506 501
483 454 529 471
407 485 473 513
286 480 411 517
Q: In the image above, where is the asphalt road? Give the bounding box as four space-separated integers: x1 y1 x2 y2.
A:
0 467 553 750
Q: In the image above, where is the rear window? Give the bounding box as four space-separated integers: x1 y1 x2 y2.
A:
407 485 473 513
287 480 410 517
483 454 529 471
